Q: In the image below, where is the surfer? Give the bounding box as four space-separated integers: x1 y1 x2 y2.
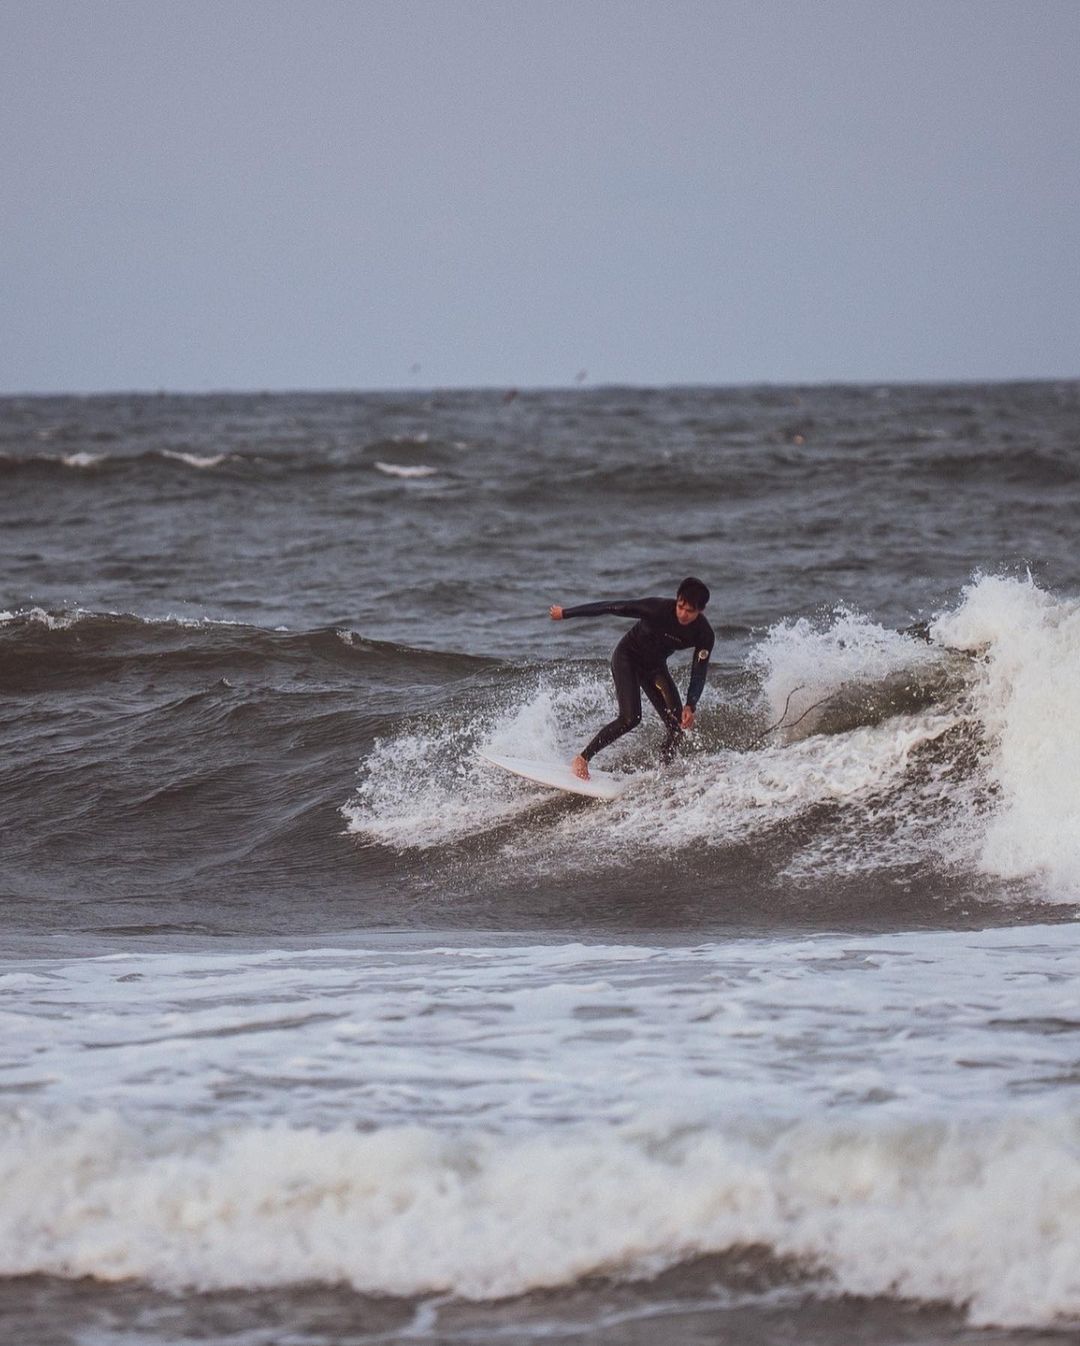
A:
549 577 714 779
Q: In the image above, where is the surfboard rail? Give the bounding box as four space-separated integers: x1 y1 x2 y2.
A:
478 749 627 802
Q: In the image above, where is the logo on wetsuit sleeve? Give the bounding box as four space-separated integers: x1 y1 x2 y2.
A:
697 648 709 660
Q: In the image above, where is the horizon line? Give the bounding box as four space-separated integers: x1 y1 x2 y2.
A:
2 373 1077 400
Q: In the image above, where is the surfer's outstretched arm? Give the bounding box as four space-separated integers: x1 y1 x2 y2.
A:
550 598 658 621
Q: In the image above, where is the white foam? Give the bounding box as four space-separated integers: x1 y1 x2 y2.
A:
153 612 246 629
0 606 257 635
564 712 957 866
373 460 439 478
752 606 939 739
0 1109 1078 1324
2 605 79 630
3 927 1080 1324
4 928 1079 1134
60 451 105 468
933 575 1080 893
342 726 532 848
342 673 616 848
161 449 227 468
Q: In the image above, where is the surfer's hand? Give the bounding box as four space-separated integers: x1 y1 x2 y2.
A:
681 706 695 730
549 605 564 620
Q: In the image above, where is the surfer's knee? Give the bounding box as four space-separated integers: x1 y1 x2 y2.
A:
619 710 642 732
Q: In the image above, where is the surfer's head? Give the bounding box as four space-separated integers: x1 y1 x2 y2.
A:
676 576 709 623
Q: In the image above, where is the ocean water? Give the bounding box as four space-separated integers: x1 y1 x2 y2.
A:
1 382 1079 1344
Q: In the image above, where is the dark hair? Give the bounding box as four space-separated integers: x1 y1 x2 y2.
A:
677 576 710 610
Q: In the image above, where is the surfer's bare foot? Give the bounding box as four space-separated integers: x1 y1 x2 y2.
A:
571 755 590 780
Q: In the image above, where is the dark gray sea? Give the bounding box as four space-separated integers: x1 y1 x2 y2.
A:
2 382 1080 1344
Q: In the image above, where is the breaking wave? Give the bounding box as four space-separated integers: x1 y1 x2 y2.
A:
345 575 1080 903
5 576 1080 919
1 1108 1077 1327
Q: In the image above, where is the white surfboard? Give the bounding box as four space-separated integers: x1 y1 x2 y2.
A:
479 750 627 802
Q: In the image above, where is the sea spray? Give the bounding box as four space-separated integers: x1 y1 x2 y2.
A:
342 670 616 849
934 574 1080 892
751 606 943 742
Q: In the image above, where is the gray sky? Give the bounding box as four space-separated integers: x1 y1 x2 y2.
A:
2 0 1078 392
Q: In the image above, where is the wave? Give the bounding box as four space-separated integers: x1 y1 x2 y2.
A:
1 1108 1076 1327
932 574 1080 890
344 610 966 852
3 436 1077 515
0 435 467 483
914 446 1080 488
0 448 244 477
5 577 1080 917
0 608 495 690
373 459 439 478
344 575 1080 903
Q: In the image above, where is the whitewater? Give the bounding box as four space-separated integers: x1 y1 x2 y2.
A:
3 925 1080 1326
345 573 1080 904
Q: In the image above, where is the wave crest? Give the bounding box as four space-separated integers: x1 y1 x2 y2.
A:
1 1109 1077 1326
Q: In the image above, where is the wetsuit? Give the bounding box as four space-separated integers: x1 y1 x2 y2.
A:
562 598 715 763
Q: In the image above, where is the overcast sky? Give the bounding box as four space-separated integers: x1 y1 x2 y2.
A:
2 0 1078 392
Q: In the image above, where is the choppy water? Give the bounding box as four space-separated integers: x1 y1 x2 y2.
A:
2 383 1080 1343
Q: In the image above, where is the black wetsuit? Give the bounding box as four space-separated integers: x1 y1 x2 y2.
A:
562 598 715 763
